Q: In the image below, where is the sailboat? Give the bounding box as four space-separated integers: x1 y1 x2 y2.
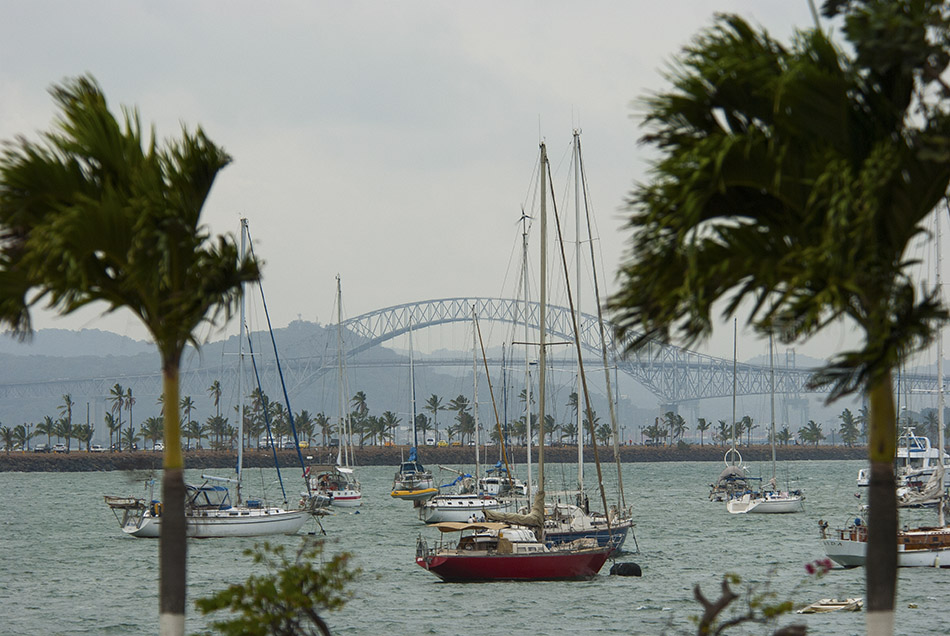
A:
542 130 635 550
391 323 437 501
726 332 805 514
710 320 750 502
822 207 950 566
308 275 362 507
419 308 509 523
105 218 309 538
415 142 612 582
418 469 508 524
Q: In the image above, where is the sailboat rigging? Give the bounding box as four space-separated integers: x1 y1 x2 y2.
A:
710 320 749 502
725 331 805 514
105 218 309 537
309 275 362 507
415 142 612 582
418 308 509 523
540 130 635 551
391 321 437 501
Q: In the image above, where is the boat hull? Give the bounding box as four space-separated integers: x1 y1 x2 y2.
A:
391 487 438 501
321 488 361 507
121 508 309 538
416 549 610 582
418 495 508 523
727 493 804 514
823 525 950 568
546 521 633 551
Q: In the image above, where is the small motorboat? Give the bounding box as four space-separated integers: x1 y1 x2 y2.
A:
797 598 863 614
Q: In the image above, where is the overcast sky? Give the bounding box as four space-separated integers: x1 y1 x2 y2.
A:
1 1 863 364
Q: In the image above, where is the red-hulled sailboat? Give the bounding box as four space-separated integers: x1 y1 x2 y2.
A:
414 142 613 583
415 519 610 582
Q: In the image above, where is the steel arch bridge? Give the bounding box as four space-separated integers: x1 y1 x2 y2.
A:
4 296 941 409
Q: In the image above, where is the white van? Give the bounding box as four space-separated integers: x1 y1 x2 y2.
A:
425 437 436 446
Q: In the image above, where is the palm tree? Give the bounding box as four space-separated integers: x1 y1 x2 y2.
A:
379 411 401 445
53 417 72 449
58 393 75 453
35 416 54 447
350 391 369 448
208 380 222 418
560 421 578 445
206 414 230 450
716 420 731 448
314 412 331 447
104 412 121 451
799 421 826 447
776 426 793 447
109 383 125 451
567 391 579 437
696 418 711 446
0 426 12 453
359 415 384 446
74 423 94 451
121 426 141 451
179 396 195 436
606 6 950 625
839 408 861 447
125 387 135 448
414 413 432 444
424 394 444 442
447 394 470 433
183 419 209 451
12 423 30 451
0 75 259 633
294 410 314 447
142 416 164 450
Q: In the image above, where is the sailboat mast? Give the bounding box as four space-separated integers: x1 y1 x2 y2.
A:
410 323 418 448
732 318 737 465
573 130 583 493
336 275 346 467
538 142 548 492
770 331 776 482
472 306 480 482
938 207 945 527
237 218 247 504
522 211 533 500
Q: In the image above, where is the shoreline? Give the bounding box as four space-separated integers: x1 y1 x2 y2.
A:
0 443 866 472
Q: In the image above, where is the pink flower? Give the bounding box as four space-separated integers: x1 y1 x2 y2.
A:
805 562 816 575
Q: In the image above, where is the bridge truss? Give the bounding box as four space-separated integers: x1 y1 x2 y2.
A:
3 297 941 411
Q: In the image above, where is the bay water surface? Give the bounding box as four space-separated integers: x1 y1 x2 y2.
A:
2 458 948 635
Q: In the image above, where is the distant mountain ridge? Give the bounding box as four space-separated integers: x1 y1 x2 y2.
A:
0 328 153 358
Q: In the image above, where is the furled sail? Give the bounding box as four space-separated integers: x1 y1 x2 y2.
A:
485 490 545 528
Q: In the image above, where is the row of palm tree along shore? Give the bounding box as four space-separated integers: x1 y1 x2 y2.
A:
0 443 866 472
6 379 933 456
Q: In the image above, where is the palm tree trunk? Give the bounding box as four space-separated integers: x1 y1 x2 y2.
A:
160 361 186 636
866 372 897 636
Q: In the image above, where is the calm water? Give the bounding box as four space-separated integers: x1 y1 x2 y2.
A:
1 459 948 635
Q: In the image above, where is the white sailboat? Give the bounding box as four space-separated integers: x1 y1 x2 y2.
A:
727 332 805 514
710 319 749 502
420 308 508 522
105 218 309 538
309 275 362 507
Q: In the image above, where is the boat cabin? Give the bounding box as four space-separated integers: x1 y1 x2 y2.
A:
187 484 231 510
